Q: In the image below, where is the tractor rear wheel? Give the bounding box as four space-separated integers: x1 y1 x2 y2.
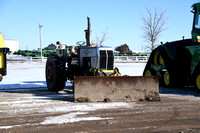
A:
46 53 66 92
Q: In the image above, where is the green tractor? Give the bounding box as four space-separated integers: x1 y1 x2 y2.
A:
143 3 200 90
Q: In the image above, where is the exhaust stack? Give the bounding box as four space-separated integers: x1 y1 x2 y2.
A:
85 17 91 47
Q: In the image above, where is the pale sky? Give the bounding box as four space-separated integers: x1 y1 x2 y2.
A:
0 0 199 51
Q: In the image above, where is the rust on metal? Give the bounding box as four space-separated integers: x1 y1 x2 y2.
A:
74 76 160 102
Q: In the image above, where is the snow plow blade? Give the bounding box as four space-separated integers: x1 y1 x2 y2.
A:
74 76 160 102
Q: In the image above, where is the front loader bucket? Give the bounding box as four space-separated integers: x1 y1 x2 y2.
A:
74 76 159 102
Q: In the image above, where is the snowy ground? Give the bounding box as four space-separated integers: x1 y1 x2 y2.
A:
1 62 146 89
0 61 146 129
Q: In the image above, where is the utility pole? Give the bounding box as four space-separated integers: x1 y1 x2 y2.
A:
39 24 43 62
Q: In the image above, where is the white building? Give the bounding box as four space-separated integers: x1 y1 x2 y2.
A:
4 40 19 53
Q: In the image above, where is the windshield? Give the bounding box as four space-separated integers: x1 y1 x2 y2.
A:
195 13 200 29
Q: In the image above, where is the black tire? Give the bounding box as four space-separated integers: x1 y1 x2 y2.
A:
46 53 66 92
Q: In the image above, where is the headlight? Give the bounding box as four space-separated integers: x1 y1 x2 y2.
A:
197 36 200 42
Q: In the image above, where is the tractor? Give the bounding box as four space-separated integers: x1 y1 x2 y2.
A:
143 2 200 90
46 17 160 102
0 33 9 81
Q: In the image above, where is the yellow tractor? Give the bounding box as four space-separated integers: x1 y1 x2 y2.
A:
0 33 9 81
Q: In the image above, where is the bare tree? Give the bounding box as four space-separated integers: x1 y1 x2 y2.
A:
142 7 167 52
95 30 109 46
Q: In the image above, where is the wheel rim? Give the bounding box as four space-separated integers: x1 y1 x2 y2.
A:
159 55 164 65
154 51 159 66
196 74 200 89
154 50 164 66
164 71 170 86
145 70 151 76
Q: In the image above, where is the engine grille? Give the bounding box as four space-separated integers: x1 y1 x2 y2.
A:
107 50 114 70
100 50 106 69
99 50 114 70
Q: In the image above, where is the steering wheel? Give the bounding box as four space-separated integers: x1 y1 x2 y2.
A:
76 41 85 46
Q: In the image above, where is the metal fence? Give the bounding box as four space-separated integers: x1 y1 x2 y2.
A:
7 55 149 63
114 56 149 63
7 55 47 62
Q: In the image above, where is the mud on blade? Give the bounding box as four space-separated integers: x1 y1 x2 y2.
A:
74 76 160 102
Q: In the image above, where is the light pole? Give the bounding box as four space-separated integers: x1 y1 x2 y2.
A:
39 24 43 62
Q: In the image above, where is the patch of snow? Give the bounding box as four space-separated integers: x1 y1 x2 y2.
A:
115 63 146 76
2 62 145 88
0 112 111 129
40 112 111 125
43 102 135 113
0 125 22 129
0 123 33 129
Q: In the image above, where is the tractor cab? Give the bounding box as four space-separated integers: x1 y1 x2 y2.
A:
192 3 200 42
76 17 118 76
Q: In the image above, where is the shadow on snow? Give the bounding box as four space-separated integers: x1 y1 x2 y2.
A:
0 81 74 102
1 81 200 102
159 87 200 97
